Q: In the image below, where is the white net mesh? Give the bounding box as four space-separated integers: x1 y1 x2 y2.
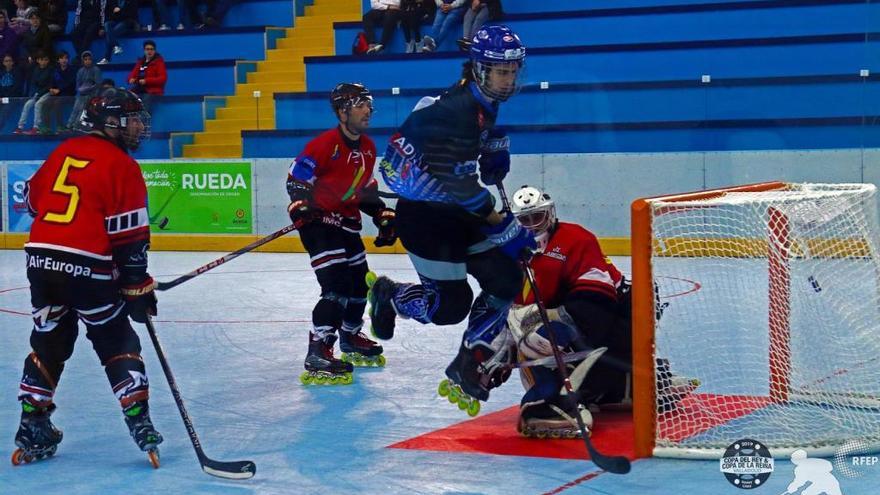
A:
647 183 880 458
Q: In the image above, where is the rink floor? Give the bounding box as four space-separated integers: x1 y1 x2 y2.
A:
0 250 878 495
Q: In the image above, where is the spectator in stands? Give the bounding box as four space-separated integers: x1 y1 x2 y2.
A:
39 0 67 36
0 10 19 59
20 9 52 63
98 0 138 64
9 0 36 35
127 39 165 110
202 0 239 28
66 49 100 129
43 48 75 132
146 0 171 31
400 0 430 54
70 0 107 60
177 0 203 30
362 0 401 55
0 53 24 127
460 0 501 48
421 0 466 52
14 49 51 134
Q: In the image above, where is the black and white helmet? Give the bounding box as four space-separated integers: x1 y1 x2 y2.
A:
511 185 556 252
81 87 151 151
330 82 373 117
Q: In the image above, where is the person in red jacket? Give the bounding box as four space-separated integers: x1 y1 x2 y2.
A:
287 83 396 385
12 87 163 467
126 39 166 110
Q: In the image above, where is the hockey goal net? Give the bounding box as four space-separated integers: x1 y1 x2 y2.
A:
631 182 880 459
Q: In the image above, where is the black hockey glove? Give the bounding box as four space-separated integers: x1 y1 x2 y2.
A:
121 274 157 324
478 128 510 186
372 208 397 247
287 179 317 229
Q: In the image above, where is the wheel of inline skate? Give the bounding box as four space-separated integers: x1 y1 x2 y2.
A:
300 372 313 385
340 353 351 364
550 431 561 439
375 355 386 367
466 400 480 417
438 379 451 397
365 271 377 288
447 387 460 404
457 398 468 411
11 448 28 466
343 373 354 385
147 449 160 469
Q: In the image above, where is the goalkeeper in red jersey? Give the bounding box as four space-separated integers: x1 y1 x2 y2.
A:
507 185 698 438
13 88 162 466
286 82 396 385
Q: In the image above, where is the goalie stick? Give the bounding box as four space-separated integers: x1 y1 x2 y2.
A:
144 316 257 479
509 347 607 370
498 183 631 475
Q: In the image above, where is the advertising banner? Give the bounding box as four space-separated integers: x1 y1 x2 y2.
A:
6 163 40 233
140 161 254 234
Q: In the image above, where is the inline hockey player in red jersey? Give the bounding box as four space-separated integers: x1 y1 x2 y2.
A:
13 88 163 468
287 83 397 385
507 185 699 438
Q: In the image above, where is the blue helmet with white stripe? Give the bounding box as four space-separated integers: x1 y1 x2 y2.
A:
468 24 526 101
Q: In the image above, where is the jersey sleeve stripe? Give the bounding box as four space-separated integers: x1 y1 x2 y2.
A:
105 208 149 235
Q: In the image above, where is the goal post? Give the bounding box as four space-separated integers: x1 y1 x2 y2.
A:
631 182 880 459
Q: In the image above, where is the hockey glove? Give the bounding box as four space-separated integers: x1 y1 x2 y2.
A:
481 211 537 260
373 208 397 247
121 274 157 324
478 128 510 186
288 199 319 229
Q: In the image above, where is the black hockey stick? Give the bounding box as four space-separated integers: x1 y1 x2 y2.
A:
144 316 256 479
497 183 631 475
156 223 298 291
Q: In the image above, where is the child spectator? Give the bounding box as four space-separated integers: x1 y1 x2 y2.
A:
70 0 107 60
421 0 466 52
43 49 74 132
9 0 36 35
98 0 138 64
66 50 100 129
0 10 20 59
14 49 51 134
0 53 24 127
127 39 165 110
362 0 401 54
20 9 51 63
39 0 67 36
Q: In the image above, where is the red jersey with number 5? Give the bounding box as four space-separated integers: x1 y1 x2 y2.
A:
516 222 623 307
288 127 377 220
25 135 150 260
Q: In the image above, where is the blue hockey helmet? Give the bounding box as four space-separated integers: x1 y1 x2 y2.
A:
468 24 526 101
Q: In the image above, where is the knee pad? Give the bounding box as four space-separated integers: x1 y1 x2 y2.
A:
429 281 473 325
18 352 64 408
29 310 78 364
89 319 142 365
104 353 149 408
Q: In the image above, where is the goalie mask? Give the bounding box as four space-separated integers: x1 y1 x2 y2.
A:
511 185 557 252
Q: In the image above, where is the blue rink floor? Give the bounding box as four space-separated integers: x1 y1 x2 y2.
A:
0 251 878 495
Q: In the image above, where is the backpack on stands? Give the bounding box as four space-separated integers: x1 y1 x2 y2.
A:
352 31 369 55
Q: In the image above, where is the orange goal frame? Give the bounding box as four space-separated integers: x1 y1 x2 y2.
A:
630 181 788 458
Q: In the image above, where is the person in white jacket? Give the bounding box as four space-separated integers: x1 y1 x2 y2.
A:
362 0 401 54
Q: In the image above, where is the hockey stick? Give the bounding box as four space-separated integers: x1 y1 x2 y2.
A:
497 183 631 475
509 347 607 370
156 223 298 291
144 316 256 479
